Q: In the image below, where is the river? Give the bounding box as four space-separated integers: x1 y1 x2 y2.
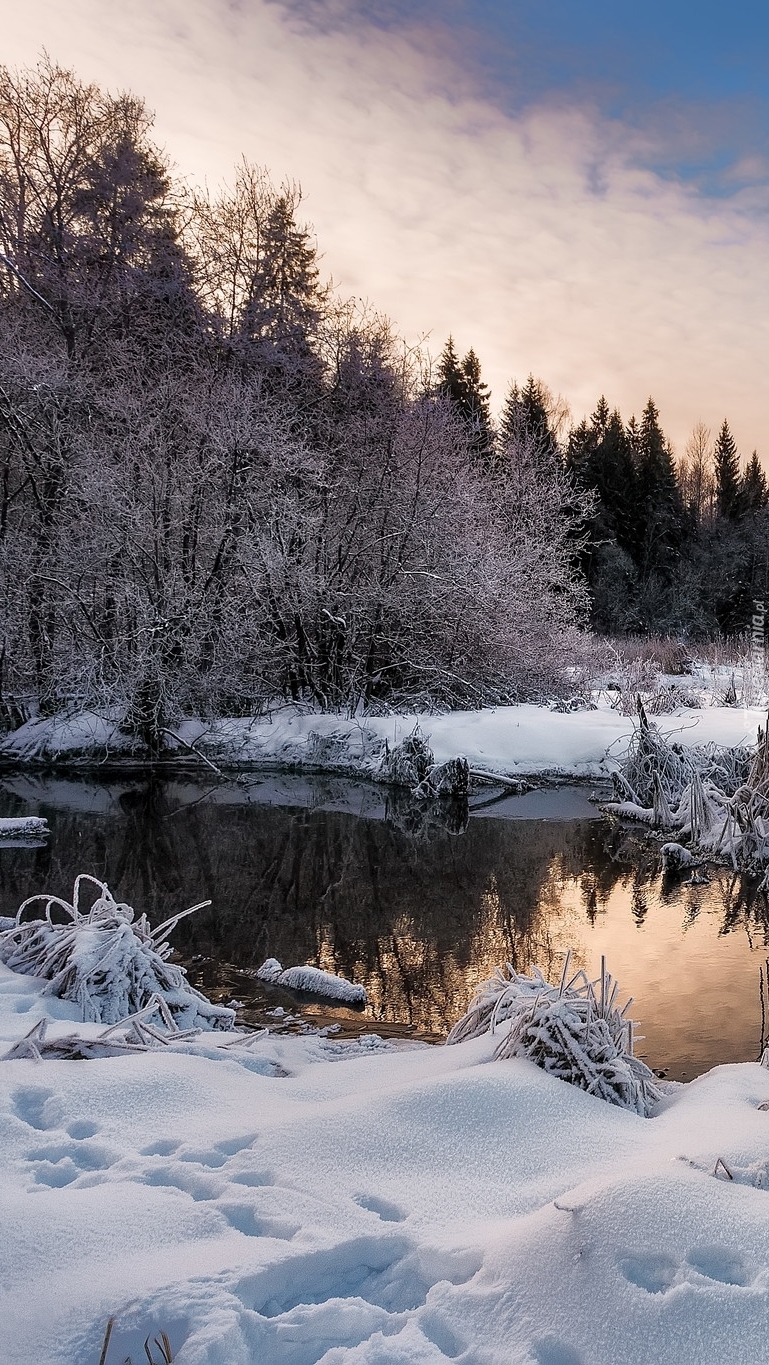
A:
1 771 767 1080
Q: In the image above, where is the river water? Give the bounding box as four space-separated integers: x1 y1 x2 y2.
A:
1 771 767 1081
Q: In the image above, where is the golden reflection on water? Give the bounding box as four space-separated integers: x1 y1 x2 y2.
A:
314 851 768 1081
1 777 767 1081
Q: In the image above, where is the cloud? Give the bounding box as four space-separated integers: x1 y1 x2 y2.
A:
4 0 769 453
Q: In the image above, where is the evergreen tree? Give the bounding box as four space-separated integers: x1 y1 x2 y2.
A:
713 419 742 520
499 374 559 470
565 399 639 631
741 450 768 513
437 338 494 464
632 399 686 574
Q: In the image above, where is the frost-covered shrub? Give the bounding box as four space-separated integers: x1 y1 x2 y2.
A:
413 756 469 800
0 874 234 1029
379 730 434 788
379 731 469 799
447 955 662 1116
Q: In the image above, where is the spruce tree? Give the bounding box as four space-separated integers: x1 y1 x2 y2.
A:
742 451 769 512
499 374 559 470
713 420 742 520
437 338 494 465
565 400 639 631
632 398 686 581
437 336 462 402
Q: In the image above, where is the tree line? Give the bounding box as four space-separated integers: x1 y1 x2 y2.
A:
437 345 769 638
0 59 591 738
2 60 764 741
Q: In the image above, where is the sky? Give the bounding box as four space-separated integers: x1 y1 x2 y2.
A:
4 0 769 455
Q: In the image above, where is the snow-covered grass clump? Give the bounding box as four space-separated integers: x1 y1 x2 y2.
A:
0 875 234 1030
604 704 769 873
447 953 662 1116
257 957 367 1004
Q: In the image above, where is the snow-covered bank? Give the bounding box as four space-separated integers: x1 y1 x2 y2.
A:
2 960 769 1365
1 702 766 781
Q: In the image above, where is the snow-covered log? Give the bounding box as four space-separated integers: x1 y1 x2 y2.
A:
0 874 234 1030
257 957 366 1005
447 953 661 1116
0 816 48 839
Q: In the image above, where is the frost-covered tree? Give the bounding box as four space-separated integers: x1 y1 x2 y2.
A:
0 58 596 732
499 375 561 473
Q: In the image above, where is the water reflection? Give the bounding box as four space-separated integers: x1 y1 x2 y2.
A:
1 773 768 1079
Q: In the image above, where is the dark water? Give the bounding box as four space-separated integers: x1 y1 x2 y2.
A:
1 771 768 1080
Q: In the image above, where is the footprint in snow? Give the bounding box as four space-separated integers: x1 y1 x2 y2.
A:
176 1147 228 1168
620 1245 754 1294
354 1193 406 1222
619 1252 678 1295
67 1119 99 1140
217 1200 299 1240
531 1338 584 1365
139 1163 224 1201
687 1245 753 1286
419 1309 465 1359
12 1085 63 1131
140 1138 180 1157
27 1133 118 1188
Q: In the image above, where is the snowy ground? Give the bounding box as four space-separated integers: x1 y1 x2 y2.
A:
1 699 766 781
2 965 769 1365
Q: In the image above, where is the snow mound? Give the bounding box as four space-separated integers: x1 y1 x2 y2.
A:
447 952 662 1116
0 874 234 1030
661 841 694 872
257 957 367 1004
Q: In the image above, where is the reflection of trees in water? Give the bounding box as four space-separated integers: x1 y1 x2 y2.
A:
712 873 769 947
0 780 628 1033
9 777 764 1034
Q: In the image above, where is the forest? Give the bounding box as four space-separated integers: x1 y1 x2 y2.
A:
0 59 766 743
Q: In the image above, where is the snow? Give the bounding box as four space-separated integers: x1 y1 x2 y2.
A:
257 959 367 1005
0 814 48 839
2 701 767 781
2 961 769 1363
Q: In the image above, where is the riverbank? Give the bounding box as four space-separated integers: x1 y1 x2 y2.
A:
2 959 769 1365
0 701 765 780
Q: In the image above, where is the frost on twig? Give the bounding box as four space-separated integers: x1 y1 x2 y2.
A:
447 953 662 1116
0 875 234 1030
